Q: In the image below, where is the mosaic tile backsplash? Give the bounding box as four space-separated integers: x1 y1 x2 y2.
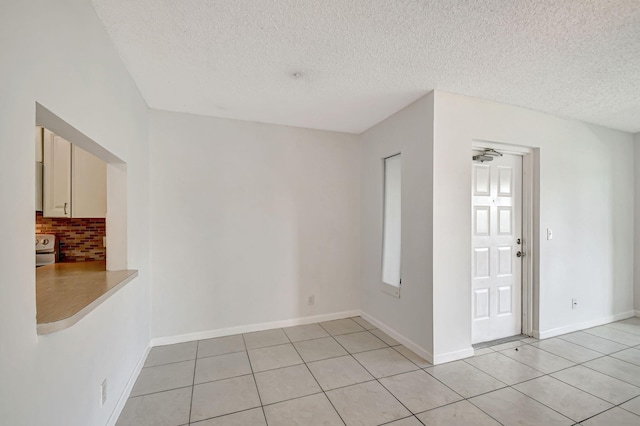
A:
36 212 106 262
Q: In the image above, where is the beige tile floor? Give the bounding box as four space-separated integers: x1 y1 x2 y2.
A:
117 316 640 425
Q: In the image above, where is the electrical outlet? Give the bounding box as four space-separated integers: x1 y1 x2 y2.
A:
101 379 107 406
307 295 315 306
547 228 553 240
572 298 578 309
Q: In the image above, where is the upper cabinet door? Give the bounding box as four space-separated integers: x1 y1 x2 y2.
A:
72 145 106 218
35 126 43 211
43 130 71 217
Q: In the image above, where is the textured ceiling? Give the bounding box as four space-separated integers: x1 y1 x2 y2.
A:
91 0 640 134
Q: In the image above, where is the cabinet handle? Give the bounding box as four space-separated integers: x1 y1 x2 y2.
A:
64 202 68 215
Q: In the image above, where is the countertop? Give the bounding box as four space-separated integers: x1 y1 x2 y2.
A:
36 261 138 335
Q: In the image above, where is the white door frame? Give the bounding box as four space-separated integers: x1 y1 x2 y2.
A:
471 140 535 337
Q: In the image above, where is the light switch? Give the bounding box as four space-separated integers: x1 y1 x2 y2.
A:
547 228 553 240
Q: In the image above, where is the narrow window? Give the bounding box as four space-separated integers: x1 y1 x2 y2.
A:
382 154 401 287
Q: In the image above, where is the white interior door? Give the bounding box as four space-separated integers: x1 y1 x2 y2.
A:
471 152 522 344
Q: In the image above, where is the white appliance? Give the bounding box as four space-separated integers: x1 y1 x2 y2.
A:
36 234 57 267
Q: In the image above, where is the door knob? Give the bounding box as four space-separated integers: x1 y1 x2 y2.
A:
516 251 525 258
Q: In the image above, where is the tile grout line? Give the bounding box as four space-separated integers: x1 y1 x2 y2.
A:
290 321 348 426
584 325 640 345
547 363 640 409
187 341 199 424
420 359 508 426
122 317 640 425
124 384 194 400
575 405 628 424
496 346 586 373
455 345 607 424
579 358 640 389
243 325 398 416
136 352 635 420
470 338 640 423
462 371 577 425
240 333 269 426
190 405 275 425
460 400 508 426
506 380 587 423
195 326 519 424
558 329 636 352
253 331 400 362
148 327 394 370
377 414 424 425
462 343 548 377
527 341 607 364
494 344 580 370
181 355 448 400
325 322 430 423
593 351 640 368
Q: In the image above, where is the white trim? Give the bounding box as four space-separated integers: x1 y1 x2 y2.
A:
380 282 401 298
150 310 361 347
359 311 433 364
380 153 402 298
106 344 151 426
521 151 535 337
433 347 475 365
535 311 636 340
472 140 533 155
635 310 640 317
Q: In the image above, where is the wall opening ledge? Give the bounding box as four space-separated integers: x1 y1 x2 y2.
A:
36 261 138 335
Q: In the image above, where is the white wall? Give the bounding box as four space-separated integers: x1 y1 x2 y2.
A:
359 94 434 359
0 1 150 425
149 110 361 340
432 91 634 359
635 132 640 313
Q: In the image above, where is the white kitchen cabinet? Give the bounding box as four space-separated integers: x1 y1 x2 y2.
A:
42 129 106 218
43 129 71 217
72 144 106 218
35 126 43 211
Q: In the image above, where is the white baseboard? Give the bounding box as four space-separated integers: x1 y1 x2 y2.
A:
150 310 361 347
360 312 475 365
634 310 640 317
106 344 151 426
536 310 636 340
359 312 434 364
433 347 475 365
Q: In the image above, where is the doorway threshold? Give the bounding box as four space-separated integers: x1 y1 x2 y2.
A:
473 334 529 350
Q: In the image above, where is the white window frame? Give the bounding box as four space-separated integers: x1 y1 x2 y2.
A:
381 153 402 297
